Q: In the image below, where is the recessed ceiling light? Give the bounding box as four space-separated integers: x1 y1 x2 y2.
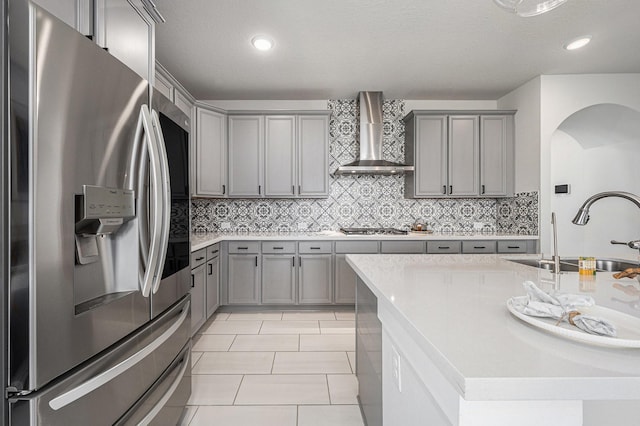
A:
251 36 274 51
564 35 592 50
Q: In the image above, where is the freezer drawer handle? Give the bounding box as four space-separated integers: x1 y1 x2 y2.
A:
136 348 189 425
48 301 190 411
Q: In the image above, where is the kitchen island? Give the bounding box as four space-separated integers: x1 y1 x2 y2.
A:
347 254 640 426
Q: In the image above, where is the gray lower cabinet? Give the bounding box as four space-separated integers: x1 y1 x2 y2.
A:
206 255 220 316
334 255 356 304
228 254 261 304
299 255 333 304
262 255 296 304
462 240 496 254
190 263 206 335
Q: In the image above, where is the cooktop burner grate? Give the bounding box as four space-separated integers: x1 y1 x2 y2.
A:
339 227 408 235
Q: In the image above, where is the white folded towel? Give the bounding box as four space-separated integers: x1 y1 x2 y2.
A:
512 281 617 337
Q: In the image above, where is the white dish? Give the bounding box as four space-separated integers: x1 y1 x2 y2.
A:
507 296 640 348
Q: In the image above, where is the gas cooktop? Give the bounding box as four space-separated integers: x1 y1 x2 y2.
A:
339 227 408 235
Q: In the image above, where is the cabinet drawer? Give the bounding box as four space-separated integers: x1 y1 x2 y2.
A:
262 241 296 254
426 241 461 254
380 241 425 254
462 241 496 254
298 241 332 254
191 249 207 267
228 241 260 254
207 243 220 259
334 241 379 254
497 240 528 253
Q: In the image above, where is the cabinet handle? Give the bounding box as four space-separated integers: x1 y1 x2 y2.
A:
255 256 258 267
473 246 486 249
273 247 284 250
298 185 301 195
482 184 486 194
210 249 219 254
299 256 302 267
442 185 446 194
237 247 248 250
208 264 213 275
292 185 295 195
310 247 321 250
195 256 204 261
449 185 453 194
292 256 295 267
191 275 195 288
222 184 226 195
507 246 520 249
258 185 261 195
438 246 450 250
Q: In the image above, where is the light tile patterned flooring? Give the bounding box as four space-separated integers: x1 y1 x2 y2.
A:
181 310 364 426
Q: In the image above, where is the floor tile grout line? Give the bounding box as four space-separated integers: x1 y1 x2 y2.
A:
186 406 198 426
231 374 245 405
325 374 332 405
227 334 238 352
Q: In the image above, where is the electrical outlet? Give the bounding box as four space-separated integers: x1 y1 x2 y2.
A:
391 346 402 392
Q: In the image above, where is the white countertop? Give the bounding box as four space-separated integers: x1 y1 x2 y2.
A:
190 231 538 252
346 253 640 401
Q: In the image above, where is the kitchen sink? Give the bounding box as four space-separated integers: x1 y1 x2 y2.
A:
507 258 638 272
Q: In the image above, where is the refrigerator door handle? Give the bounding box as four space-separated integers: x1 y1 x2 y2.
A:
150 110 171 295
48 301 190 411
136 348 189 425
138 105 163 297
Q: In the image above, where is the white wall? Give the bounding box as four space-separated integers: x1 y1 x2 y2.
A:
539 74 640 259
497 77 541 193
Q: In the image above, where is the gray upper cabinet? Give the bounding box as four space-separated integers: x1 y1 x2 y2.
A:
228 115 264 197
448 115 479 196
195 107 227 197
265 116 297 197
480 115 514 197
298 115 329 197
404 110 515 198
95 0 154 81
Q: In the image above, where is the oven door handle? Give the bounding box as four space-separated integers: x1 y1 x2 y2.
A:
149 109 171 295
48 301 190 410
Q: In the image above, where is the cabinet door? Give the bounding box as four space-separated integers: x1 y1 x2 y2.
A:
190 264 206 335
334 254 356 304
262 255 296 304
95 0 153 81
480 115 513 197
195 108 227 196
206 256 220 317
228 255 260 304
298 115 329 197
299 255 332 304
414 115 448 197
265 116 296 197
448 115 479 196
228 115 263 197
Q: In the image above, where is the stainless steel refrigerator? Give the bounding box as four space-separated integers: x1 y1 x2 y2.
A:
2 1 192 424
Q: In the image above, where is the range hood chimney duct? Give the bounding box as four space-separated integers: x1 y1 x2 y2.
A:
334 91 414 175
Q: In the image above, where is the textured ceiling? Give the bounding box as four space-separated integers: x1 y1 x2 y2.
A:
153 0 640 100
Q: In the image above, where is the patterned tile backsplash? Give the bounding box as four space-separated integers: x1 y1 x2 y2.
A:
191 100 538 235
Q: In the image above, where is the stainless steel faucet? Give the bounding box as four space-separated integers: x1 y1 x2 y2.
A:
572 191 640 253
572 191 640 225
540 212 561 274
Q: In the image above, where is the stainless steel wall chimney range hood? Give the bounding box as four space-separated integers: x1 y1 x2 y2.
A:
334 92 414 175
